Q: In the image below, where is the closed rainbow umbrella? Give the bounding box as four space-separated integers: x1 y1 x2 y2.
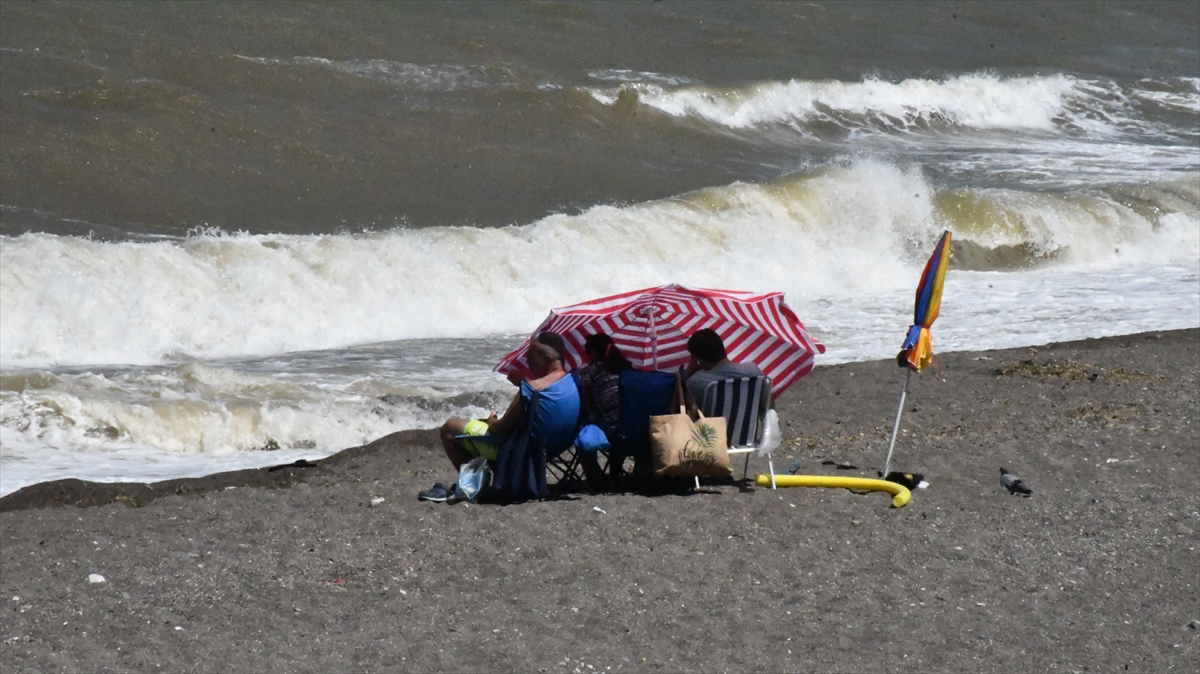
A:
884 231 951 476
899 230 951 372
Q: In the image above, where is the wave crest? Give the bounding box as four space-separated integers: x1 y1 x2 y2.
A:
2 162 1195 368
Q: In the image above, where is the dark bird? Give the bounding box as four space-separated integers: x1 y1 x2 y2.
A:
1000 467 1032 496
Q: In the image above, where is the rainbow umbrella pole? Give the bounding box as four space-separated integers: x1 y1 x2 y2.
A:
883 231 951 477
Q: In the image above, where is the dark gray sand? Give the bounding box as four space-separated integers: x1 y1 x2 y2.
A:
3 329 1197 672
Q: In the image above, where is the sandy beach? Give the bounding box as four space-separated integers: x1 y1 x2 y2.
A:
2 329 1197 672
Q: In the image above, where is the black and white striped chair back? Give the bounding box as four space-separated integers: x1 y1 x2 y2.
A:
700 376 770 448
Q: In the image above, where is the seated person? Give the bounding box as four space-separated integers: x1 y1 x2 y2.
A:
682 328 764 408
574 333 633 491
423 331 579 502
576 333 631 436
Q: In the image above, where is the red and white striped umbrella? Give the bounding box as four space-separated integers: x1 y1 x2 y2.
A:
495 284 826 398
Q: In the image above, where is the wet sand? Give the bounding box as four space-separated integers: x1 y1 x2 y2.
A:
2 329 1197 672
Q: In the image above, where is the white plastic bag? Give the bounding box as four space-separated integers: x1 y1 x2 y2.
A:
454 456 493 503
757 409 782 457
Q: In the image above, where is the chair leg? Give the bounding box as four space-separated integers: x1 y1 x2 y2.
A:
548 448 583 499
742 452 751 481
580 451 607 494
767 454 777 489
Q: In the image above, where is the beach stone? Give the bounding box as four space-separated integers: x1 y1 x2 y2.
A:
87 574 105 584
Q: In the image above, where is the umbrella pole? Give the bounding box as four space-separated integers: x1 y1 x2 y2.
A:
883 368 911 477
648 306 659 369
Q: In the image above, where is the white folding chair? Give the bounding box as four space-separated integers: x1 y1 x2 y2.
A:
700 376 777 488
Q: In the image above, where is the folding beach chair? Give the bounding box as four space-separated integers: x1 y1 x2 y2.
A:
611 369 679 488
543 370 588 497
700 376 775 483
545 437 584 497
454 374 581 501
458 422 585 496
458 424 583 498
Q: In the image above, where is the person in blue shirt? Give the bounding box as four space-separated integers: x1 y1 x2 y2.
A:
422 331 579 502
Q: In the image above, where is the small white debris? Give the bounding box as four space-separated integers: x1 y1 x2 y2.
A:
174 626 183 631
10 596 18 602
88 574 106 584
592 506 606 514
370 497 386 506
917 481 930 489
1106 458 1119 464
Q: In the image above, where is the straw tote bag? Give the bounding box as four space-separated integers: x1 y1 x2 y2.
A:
649 378 732 478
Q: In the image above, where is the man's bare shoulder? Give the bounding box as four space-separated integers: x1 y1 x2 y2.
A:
528 370 569 391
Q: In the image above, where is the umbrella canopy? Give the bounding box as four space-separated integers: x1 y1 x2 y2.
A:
495 284 825 398
899 231 952 372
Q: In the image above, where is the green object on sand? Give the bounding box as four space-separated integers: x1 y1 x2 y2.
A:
461 419 498 461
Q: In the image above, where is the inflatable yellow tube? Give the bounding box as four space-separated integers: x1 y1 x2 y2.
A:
755 474 911 508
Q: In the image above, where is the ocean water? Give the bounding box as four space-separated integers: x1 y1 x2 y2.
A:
1 1 1197 496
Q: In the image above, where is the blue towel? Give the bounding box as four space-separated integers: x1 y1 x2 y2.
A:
574 424 610 454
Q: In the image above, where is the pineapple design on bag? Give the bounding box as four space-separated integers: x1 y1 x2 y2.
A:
679 420 720 469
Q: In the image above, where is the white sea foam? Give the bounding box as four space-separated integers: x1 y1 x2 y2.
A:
589 74 1200 188
590 74 1200 138
1131 77 1200 114
590 73 1080 131
0 330 523 496
2 162 1197 496
2 260 1196 497
1 162 1195 370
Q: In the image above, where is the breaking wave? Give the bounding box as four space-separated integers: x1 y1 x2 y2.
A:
1 161 1196 369
589 73 1200 137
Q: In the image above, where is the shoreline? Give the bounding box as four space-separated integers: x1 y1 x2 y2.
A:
1 328 1197 671
2 328 1195 514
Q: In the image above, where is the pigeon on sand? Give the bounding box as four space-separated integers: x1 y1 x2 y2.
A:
999 467 1032 496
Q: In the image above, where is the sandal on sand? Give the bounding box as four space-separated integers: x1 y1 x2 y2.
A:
417 482 452 502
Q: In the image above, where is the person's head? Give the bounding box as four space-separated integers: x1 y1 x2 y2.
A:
527 331 567 376
583 333 632 373
686 328 727 368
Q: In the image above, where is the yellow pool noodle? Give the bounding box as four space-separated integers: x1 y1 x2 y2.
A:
755 474 911 508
